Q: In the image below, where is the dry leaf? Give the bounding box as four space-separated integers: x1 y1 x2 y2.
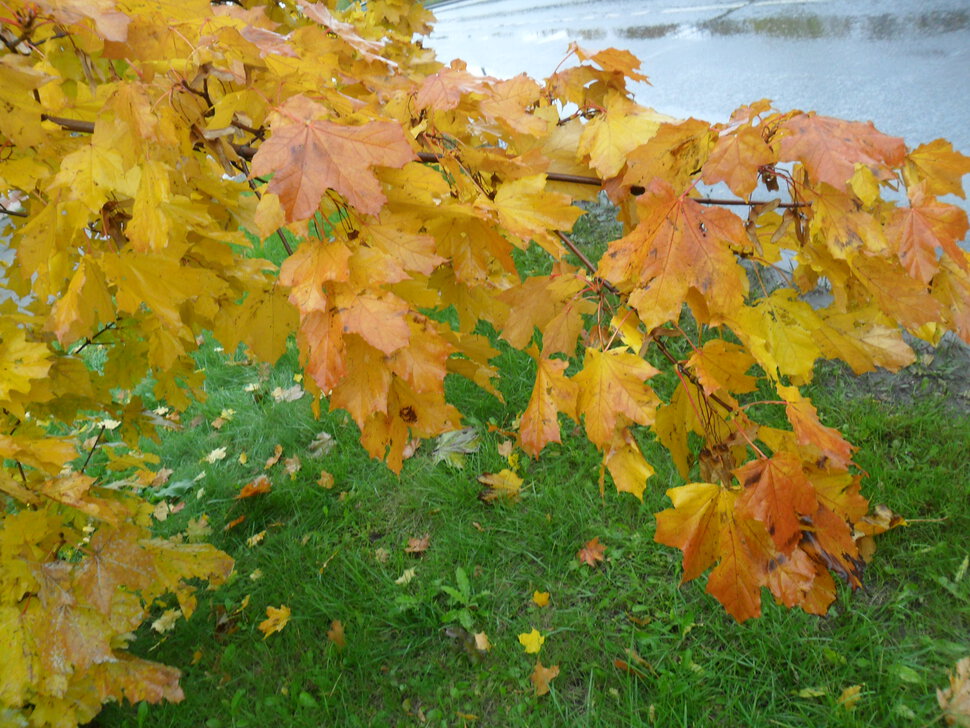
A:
473 632 491 652
530 660 560 696
317 470 335 488
150 467 173 488
405 533 430 555
258 605 291 639
327 619 346 650
271 384 304 402
186 516 212 542
284 455 302 477
497 440 514 458
246 530 267 547
577 537 606 567
151 609 180 634
264 444 283 469
395 568 416 585
203 446 227 464
238 451 248 465
236 475 272 499
374 547 390 563
308 431 335 457
938 657 970 727
224 515 246 531
477 469 523 502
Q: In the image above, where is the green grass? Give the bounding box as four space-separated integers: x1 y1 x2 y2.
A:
94 209 969 728
92 345 970 728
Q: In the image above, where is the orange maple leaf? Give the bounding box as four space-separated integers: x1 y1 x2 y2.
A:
327 619 346 650
577 537 606 567
251 95 414 220
235 475 272 500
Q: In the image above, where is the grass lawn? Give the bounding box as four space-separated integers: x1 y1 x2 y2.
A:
94 213 969 728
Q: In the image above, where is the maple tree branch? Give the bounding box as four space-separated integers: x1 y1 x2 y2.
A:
0 203 27 217
41 114 94 133
71 321 117 355
80 426 106 474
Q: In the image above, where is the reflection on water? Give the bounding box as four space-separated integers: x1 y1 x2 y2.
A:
616 10 969 42
701 10 969 40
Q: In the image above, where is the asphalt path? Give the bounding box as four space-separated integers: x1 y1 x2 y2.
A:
427 0 970 169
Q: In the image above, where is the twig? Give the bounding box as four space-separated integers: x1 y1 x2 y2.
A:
0 203 27 217
80 426 106 473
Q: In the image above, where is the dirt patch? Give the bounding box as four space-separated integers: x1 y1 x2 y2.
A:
821 333 970 414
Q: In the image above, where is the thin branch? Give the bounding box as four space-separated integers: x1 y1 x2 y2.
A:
71 321 117 355
0 203 27 217
80 426 106 473
275 229 293 256
41 114 94 133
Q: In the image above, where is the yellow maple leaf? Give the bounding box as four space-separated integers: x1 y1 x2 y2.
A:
258 605 291 639
518 628 545 654
532 591 550 607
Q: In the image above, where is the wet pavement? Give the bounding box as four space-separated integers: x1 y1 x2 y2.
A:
427 0 970 163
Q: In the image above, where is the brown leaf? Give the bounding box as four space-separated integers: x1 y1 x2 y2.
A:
938 657 970 727
404 533 430 555
150 468 173 488
530 660 560 696
577 537 606 567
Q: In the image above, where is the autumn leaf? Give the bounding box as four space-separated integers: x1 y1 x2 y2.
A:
251 95 414 220
518 629 545 654
532 591 550 607
473 632 491 652
327 619 346 650
264 445 283 470
938 657 970 727
577 537 606 567
405 533 430 555
203 447 227 464
837 684 863 711
530 660 560 697
258 605 291 639
236 475 272 500
477 469 523 502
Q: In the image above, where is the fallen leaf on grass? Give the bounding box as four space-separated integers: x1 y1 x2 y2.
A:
518 628 544 654
284 455 302 478
271 384 304 402
402 437 422 459
258 605 291 639
938 657 970 727
150 468 173 488
530 660 559 696
395 568 416 585
246 530 266 547
151 609 180 634
497 440 514 458
432 427 480 468
474 632 491 652
308 431 335 457
477 469 523 502
211 408 235 429
327 619 346 650
577 537 606 567
405 533 430 555
837 685 862 711
224 515 246 531
317 470 335 488
203 446 227 464
532 591 550 607
238 451 248 465
264 444 283 469
374 547 390 563
236 475 272 499
186 516 212 542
